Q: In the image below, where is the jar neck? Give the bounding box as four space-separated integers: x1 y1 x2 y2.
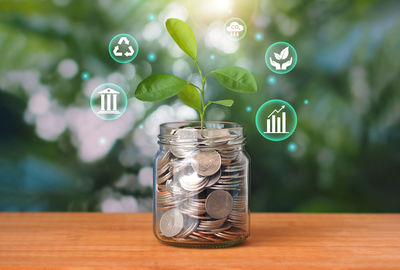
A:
158 121 245 147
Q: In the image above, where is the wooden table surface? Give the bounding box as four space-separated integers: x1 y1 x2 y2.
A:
0 213 399 269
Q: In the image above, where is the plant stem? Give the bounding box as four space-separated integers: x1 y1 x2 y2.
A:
195 60 206 129
200 90 205 129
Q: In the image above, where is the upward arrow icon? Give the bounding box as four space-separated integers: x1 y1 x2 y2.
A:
268 105 285 118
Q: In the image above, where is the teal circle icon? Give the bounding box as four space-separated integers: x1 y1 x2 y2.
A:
224 17 247 41
265 42 297 74
90 83 128 121
255 99 297 141
109 33 139 63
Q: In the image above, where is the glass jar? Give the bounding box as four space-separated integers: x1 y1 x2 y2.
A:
153 121 250 248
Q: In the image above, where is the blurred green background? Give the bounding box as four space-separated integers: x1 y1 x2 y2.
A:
0 0 399 212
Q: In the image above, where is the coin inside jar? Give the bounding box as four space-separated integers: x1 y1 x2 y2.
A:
159 208 184 237
191 150 221 176
173 162 206 192
205 190 234 219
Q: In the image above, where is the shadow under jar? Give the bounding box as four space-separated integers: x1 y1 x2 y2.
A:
153 121 250 248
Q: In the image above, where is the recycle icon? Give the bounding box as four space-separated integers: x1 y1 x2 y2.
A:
113 36 135 57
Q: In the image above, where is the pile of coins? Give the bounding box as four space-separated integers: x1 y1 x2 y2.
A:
155 128 249 244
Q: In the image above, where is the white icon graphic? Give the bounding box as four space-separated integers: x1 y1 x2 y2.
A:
264 105 288 134
269 47 293 70
97 88 121 115
113 37 135 57
226 21 244 37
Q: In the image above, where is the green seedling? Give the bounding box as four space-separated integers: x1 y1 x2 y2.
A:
135 18 258 128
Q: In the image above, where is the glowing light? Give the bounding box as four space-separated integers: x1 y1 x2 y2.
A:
200 0 231 18
147 53 157 62
246 106 252 112
304 99 309 104
267 75 276 85
210 54 215 60
81 72 90 80
204 21 239 54
99 137 107 145
138 124 144 129
288 142 297 152
254 32 263 41
148 14 156 21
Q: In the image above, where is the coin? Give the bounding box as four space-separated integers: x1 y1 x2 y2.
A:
170 146 195 158
174 162 207 192
205 190 234 219
159 209 184 237
198 218 226 231
175 216 199 238
192 150 221 176
206 170 221 187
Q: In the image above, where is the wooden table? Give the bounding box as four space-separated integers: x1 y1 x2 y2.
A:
0 213 399 269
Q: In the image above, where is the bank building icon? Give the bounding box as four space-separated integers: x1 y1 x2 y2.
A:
97 88 121 115
90 83 127 120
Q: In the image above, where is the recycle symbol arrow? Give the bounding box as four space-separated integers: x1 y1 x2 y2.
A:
124 46 134 56
113 37 135 57
113 45 135 57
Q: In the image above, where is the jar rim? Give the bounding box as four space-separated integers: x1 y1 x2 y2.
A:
158 121 245 146
160 121 243 132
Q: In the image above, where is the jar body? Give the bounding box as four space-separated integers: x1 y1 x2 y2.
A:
153 121 250 248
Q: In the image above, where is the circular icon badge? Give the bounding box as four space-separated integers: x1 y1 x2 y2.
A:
265 42 297 74
109 33 139 63
224 17 247 41
256 99 297 141
90 83 128 121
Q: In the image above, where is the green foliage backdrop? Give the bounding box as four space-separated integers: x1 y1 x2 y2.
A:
0 0 399 212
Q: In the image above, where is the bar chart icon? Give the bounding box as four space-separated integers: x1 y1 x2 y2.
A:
265 105 288 134
256 99 297 141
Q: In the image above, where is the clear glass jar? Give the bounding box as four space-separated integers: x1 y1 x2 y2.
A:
153 121 250 248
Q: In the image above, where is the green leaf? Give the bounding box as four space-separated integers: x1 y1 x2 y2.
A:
177 84 201 112
135 74 188 101
209 99 234 107
211 66 257 93
166 18 197 60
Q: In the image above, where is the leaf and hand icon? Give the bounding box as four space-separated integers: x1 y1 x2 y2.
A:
269 46 293 70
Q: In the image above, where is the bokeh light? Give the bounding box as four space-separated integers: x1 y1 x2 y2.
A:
81 72 90 80
147 53 157 62
267 75 276 85
99 137 107 145
288 142 297 152
254 32 263 41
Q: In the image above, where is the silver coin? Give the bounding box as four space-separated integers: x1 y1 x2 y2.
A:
159 209 184 237
198 218 226 231
175 216 199 238
192 150 221 176
174 128 198 142
205 190 233 219
158 150 171 168
170 146 194 158
174 162 206 192
206 170 221 187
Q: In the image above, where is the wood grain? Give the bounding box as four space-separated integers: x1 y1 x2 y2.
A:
0 213 399 269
